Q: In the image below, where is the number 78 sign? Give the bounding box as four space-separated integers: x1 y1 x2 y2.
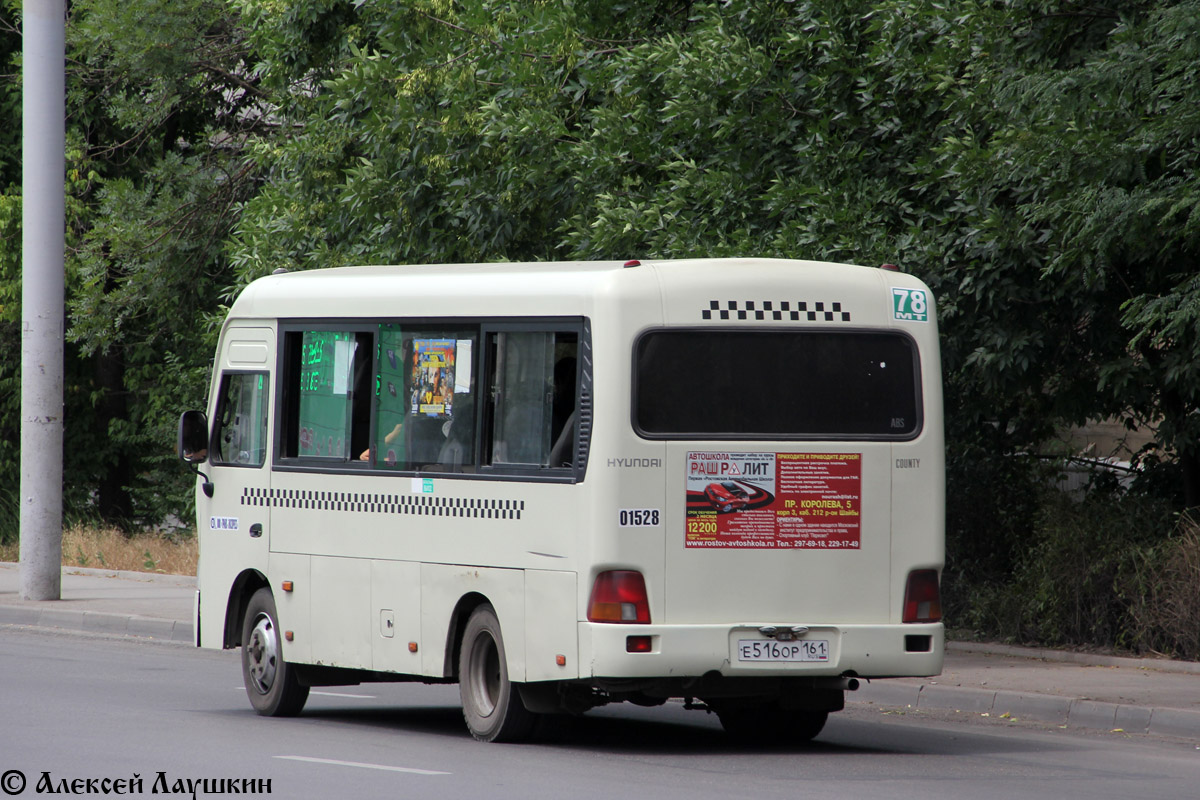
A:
892 288 929 322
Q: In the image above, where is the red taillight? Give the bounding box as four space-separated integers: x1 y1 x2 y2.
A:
587 570 651 624
626 635 653 653
903 569 942 623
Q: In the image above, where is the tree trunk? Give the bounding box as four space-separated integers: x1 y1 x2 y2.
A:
1181 448 1200 513
94 349 133 528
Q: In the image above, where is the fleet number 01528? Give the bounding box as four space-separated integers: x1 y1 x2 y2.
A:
619 509 660 527
737 639 830 662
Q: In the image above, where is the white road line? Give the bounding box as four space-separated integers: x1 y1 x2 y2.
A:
233 688 376 699
275 756 450 776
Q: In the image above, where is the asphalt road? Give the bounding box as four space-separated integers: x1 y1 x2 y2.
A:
2 627 1198 800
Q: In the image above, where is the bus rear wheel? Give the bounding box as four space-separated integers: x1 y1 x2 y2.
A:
459 604 537 742
241 587 309 717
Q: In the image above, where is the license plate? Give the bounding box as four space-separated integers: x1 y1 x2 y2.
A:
737 638 829 662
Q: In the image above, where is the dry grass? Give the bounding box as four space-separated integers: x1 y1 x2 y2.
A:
0 524 197 576
1127 515 1200 660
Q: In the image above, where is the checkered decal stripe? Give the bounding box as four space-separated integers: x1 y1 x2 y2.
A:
701 300 851 322
242 488 524 520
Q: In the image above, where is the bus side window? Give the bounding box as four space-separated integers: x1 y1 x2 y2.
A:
213 372 269 467
486 331 577 469
281 330 371 463
374 326 478 473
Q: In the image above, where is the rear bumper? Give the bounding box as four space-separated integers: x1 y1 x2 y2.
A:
579 621 943 680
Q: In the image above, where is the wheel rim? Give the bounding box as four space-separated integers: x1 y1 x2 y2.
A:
466 630 501 719
246 613 278 695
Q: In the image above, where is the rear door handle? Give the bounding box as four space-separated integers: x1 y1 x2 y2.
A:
249 523 263 538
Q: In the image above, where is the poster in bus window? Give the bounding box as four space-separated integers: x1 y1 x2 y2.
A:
684 452 862 549
411 339 456 418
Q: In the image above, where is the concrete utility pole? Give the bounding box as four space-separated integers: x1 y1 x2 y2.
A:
19 0 66 601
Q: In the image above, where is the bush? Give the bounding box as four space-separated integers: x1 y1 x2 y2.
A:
945 465 1181 655
0 484 15 546
942 448 1049 627
1125 516 1200 660
1006 490 1174 649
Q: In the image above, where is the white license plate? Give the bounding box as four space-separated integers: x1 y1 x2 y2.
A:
737 639 829 662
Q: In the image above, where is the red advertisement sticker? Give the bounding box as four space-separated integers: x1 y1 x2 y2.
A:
685 452 861 549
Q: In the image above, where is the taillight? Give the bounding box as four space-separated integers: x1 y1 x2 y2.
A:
903 569 942 623
626 635 653 653
587 570 651 624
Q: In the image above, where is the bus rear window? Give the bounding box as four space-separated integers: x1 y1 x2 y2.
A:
634 330 921 439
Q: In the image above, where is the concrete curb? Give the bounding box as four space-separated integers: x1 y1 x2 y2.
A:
851 679 1200 739
0 561 195 584
947 640 1200 676
0 605 193 644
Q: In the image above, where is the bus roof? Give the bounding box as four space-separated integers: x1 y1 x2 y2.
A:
227 258 918 323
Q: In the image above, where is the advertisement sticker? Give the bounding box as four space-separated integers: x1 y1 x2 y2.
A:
410 338 458 418
685 452 861 549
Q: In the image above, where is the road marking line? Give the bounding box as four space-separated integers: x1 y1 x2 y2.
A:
276 756 450 776
233 688 376 699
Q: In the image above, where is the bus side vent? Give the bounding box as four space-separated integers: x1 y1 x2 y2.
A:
576 319 594 477
576 389 593 471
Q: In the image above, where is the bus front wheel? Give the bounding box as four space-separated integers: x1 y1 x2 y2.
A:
459 604 537 742
241 587 309 717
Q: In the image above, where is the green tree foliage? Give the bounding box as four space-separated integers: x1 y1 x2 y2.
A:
226 0 688 282
0 2 26 538
226 2 975 279
221 2 1200 647
3 0 1198 570
64 0 274 526
1 0 267 528
918 1 1200 503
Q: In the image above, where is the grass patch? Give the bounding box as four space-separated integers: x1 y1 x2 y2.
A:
0 524 197 576
946 480 1200 660
1125 515 1200 660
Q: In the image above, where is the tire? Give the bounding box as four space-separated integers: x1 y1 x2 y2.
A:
241 587 309 717
716 704 827 745
458 604 537 742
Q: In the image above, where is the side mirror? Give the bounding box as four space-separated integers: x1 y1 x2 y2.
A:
178 410 210 464
178 410 215 499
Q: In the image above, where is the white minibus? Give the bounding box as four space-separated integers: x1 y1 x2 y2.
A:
178 257 944 743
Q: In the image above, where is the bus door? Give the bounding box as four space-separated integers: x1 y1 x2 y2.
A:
197 327 275 644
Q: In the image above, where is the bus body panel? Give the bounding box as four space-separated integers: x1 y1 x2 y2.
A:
270 551 311 663
266 470 571 567
580 622 944 679
309 555 373 669
660 443 894 626
524 569 579 682
370 558 423 675
419 562 525 679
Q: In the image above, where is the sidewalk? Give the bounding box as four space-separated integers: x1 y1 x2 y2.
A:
0 562 193 643
855 642 1200 740
2 562 1198 739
